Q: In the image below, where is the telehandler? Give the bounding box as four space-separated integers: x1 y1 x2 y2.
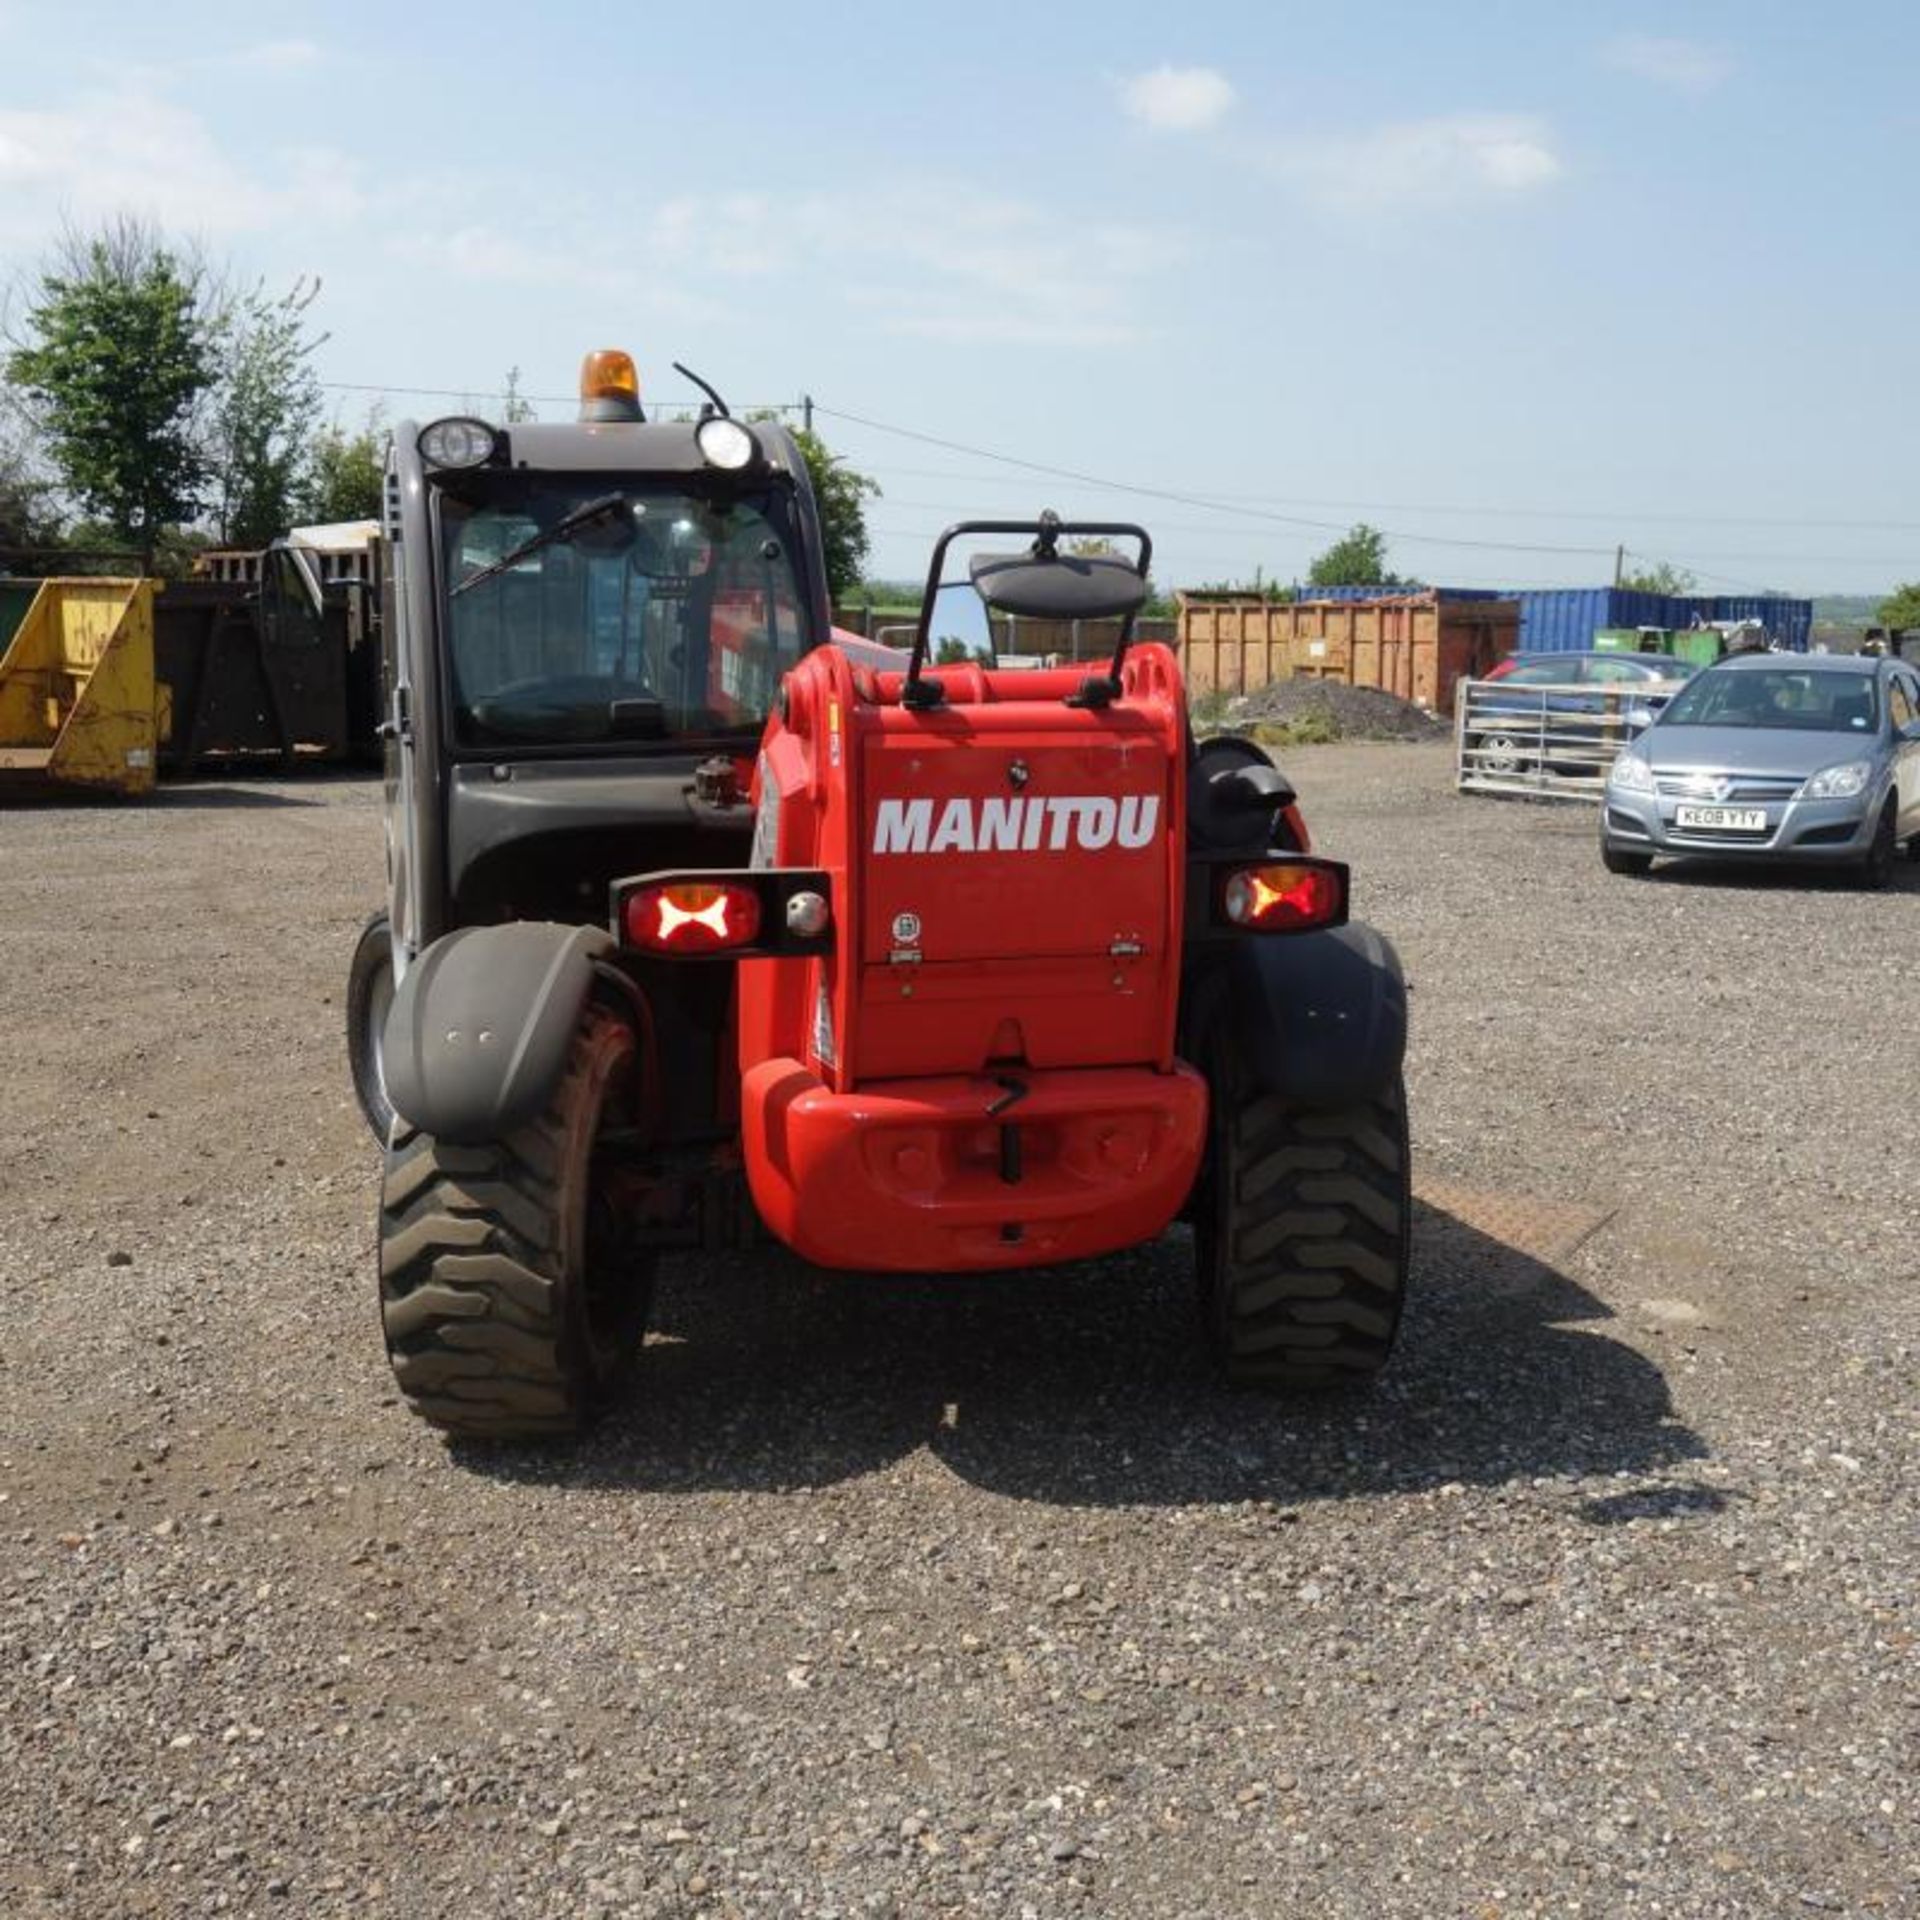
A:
351 351 1409 1437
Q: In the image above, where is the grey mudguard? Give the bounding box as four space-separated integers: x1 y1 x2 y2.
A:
1226 920 1407 1110
383 922 615 1143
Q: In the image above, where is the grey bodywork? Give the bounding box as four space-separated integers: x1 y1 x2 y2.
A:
1602 654 1920 863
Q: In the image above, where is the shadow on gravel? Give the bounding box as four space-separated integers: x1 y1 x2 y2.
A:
464 1203 1711 1513
1645 858 1920 894
151 784 325 810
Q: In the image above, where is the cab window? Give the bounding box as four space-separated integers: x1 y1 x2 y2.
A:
437 481 812 749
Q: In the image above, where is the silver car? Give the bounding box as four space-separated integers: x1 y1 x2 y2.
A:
1600 653 1920 888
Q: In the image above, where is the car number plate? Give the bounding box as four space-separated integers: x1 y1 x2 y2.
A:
1674 804 1766 831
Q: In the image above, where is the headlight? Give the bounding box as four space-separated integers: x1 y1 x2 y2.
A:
1800 761 1870 800
696 416 758 471
1609 752 1655 794
416 417 498 468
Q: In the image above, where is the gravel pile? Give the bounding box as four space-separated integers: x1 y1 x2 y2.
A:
0 755 1913 1917
1216 679 1449 742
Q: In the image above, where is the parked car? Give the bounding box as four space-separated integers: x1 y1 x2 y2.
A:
1470 650 1694 775
1600 653 1920 887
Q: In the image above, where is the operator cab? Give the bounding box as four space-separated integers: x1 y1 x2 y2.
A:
385 351 833 952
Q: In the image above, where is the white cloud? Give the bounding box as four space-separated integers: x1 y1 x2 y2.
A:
1600 34 1732 95
407 223 645 302
634 184 1167 347
0 85 362 241
1275 113 1563 211
1116 65 1236 134
224 38 323 73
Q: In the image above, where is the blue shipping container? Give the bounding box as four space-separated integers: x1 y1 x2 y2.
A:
1708 596 1813 652
1274 583 1813 652
1507 587 1812 655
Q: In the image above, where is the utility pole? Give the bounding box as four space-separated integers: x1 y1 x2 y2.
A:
801 394 814 434
1613 543 1625 588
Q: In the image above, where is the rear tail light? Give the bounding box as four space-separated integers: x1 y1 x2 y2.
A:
625 881 762 953
1219 859 1348 932
611 869 834 959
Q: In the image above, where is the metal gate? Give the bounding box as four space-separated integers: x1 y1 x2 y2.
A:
1455 676 1653 800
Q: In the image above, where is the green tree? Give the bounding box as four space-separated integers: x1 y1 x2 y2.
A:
786 425 879 602
7 220 220 570
1618 559 1697 595
0 418 64 569
1877 582 1920 631
303 417 386 524
212 278 324 548
1305 523 1401 589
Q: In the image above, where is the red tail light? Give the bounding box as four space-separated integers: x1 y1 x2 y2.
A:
1221 860 1347 932
625 880 762 953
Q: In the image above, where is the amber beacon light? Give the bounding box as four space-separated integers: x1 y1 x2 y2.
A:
578 349 643 423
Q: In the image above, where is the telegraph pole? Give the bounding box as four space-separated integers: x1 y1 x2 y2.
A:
801 394 814 434
1613 543 1625 588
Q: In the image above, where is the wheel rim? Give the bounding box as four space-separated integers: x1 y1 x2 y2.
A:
364 961 395 1109
1482 733 1521 774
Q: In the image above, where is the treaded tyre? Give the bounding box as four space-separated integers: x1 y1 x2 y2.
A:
346 911 396 1142
377 1002 651 1438
1195 1049 1411 1390
1857 803 1896 891
1602 843 1653 876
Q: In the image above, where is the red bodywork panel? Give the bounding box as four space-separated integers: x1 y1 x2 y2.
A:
735 644 1207 1270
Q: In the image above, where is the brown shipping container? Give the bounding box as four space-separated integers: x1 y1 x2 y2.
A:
1177 593 1519 712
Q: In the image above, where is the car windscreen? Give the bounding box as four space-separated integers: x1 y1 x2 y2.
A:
1658 667 1878 733
436 478 811 749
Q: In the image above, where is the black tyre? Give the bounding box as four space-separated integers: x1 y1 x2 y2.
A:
1858 805 1897 891
1194 1046 1411 1391
346 912 396 1142
1602 843 1653 877
377 1002 651 1438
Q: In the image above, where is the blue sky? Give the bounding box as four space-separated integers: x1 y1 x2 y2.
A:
2 1 1914 595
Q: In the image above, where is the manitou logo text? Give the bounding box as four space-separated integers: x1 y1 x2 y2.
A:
871 795 1161 856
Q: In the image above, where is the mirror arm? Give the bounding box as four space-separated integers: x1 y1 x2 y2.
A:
902 516 1154 706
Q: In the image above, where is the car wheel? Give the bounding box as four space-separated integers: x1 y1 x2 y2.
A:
1858 805 1897 891
1476 731 1533 777
1602 843 1653 877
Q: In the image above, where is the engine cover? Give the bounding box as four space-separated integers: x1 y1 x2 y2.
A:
739 646 1190 1088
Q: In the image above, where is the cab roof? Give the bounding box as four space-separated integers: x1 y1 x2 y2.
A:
476 417 806 479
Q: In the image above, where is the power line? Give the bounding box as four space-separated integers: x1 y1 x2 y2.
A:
865 462 1919 536
873 494 1909 570
817 402 1616 559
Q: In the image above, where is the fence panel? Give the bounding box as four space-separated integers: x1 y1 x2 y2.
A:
1455 677 1654 800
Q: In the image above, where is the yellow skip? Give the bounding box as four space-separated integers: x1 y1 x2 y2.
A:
0 578 162 798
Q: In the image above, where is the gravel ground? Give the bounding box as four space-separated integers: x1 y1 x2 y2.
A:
1213 681 1449 741
1 752 1914 1919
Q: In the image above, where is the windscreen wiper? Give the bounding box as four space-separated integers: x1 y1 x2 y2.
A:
450 492 627 599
